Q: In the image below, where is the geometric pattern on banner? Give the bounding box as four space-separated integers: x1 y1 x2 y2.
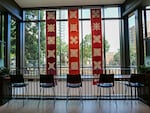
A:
46 11 56 75
68 9 80 74
91 9 103 84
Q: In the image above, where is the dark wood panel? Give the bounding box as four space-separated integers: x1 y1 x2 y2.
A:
0 76 11 105
138 74 150 106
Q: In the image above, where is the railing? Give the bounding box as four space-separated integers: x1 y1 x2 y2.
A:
10 67 138 100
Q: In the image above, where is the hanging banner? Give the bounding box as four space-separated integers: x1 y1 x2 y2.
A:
68 9 80 74
46 11 56 75
91 9 103 84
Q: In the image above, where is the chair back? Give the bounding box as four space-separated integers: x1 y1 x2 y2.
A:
40 74 55 85
99 74 114 85
130 74 145 84
10 74 24 83
67 74 82 85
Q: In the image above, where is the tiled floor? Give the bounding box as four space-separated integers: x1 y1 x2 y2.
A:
0 99 150 113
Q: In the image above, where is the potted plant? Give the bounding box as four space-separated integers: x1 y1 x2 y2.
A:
138 65 150 74
0 67 9 76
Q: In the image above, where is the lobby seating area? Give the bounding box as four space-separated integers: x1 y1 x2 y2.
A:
0 0 150 113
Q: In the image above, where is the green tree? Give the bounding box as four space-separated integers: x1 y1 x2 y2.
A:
10 19 16 58
56 36 68 66
80 34 110 65
40 11 46 65
104 39 110 53
10 18 17 68
25 10 39 66
130 46 136 66
113 45 137 66
80 34 92 65
113 49 120 65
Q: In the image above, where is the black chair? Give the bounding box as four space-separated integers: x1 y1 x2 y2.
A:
10 74 28 99
40 74 55 100
66 74 82 101
125 74 145 98
97 74 114 100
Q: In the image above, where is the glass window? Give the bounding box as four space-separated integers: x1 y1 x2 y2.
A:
144 8 150 66
56 21 68 75
146 10 150 37
23 7 121 75
79 8 90 19
56 9 68 20
104 20 120 68
10 18 16 69
79 20 92 75
146 6 150 9
24 22 39 69
40 22 46 73
0 14 5 67
25 10 39 21
40 10 46 20
128 14 137 67
104 7 119 18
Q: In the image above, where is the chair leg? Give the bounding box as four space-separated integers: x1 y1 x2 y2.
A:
135 87 137 98
125 86 128 99
112 87 115 98
97 87 99 101
100 88 101 99
67 87 69 102
97 87 101 101
43 88 44 99
52 87 55 101
79 87 82 101
109 88 111 99
38 87 42 106
13 87 16 98
25 87 28 105
131 87 132 99
97 87 101 106
112 87 115 95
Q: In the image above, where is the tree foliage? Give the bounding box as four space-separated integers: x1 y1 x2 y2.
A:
80 34 92 64
112 49 120 65
104 39 110 53
10 19 16 57
80 34 110 65
25 10 40 66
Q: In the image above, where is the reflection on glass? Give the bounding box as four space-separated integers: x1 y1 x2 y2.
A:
146 10 150 37
128 14 137 67
104 20 120 68
0 13 5 67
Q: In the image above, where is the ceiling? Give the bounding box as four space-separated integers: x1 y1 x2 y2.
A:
14 0 126 8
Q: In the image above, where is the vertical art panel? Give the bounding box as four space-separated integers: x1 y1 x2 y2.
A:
91 9 103 84
68 9 80 74
46 11 56 75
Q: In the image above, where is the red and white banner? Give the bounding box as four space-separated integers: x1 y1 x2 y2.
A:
46 11 56 75
91 9 103 84
68 9 80 74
